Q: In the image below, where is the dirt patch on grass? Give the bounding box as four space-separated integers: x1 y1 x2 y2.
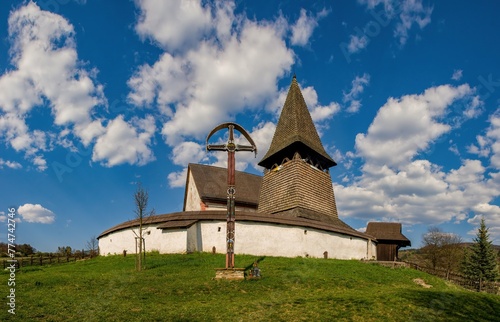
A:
413 278 432 288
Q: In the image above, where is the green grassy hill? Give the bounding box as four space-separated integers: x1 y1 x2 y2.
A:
2 253 499 321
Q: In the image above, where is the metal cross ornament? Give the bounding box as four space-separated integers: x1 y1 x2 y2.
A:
206 123 257 269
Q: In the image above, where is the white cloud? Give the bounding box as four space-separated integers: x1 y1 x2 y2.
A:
467 114 500 169
355 84 474 167
394 0 433 45
482 114 500 168
75 120 106 147
236 121 276 171
130 1 294 147
7 3 106 127
301 86 341 124
134 0 212 51
347 35 368 53
462 96 483 120
335 84 500 240
310 103 341 122
358 0 396 13
168 168 188 188
468 205 500 242
449 143 460 156
0 158 22 170
0 3 106 169
18 203 55 224
92 115 156 167
452 69 463 81
337 158 499 226
127 52 188 113
33 155 48 171
167 120 276 187
356 0 433 47
467 134 490 158
290 8 329 46
171 141 207 166
343 73 370 113
269 83 341 129
133 1 341 186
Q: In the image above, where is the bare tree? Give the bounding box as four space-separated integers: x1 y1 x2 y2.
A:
86 235 99 257
422 227 443 269
133 183 154 271
440 233 463 279
422 227 463 277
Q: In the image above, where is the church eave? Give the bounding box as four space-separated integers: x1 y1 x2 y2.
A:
258 141 336 169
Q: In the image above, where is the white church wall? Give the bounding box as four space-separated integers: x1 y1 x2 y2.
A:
143 225 163 252
99 225 187 256
99 229 135 256
99 221 373 260
160 229 188 254
367 240 377 260
234 222 369 259
184 170 203 211
98 225 163 256
197 221 227 253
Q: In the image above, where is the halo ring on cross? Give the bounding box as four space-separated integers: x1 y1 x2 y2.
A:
205 122 257 156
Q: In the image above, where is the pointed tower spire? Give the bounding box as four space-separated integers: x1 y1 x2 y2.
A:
258 76 336 170
257 76 340 222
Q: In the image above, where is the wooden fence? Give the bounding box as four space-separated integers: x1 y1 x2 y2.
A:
404 261 499 294
2 252 96 269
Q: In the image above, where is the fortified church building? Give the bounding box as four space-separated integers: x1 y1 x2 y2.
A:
98 76 396 259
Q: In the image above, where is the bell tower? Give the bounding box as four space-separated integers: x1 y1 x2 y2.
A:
258 76 340 224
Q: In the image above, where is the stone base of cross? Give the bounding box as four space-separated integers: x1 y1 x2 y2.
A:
206 122 256 269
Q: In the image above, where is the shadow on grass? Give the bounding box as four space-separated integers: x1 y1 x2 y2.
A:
243 256 266 271
399 289 500 321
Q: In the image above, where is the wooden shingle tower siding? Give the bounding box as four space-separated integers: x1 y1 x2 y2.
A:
258 76 340 224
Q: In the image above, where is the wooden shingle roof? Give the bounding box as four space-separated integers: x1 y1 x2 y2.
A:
365 222 411 246
258 76 336 169
185 163 262 208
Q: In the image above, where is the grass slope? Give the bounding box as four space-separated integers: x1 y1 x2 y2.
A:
2 253 499 321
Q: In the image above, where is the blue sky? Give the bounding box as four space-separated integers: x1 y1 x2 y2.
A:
1 0 500 252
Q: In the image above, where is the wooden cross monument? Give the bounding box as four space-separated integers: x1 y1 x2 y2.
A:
206 123 257 269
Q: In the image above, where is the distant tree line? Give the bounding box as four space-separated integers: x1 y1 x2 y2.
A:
1 235 99 258
0 243 37 256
